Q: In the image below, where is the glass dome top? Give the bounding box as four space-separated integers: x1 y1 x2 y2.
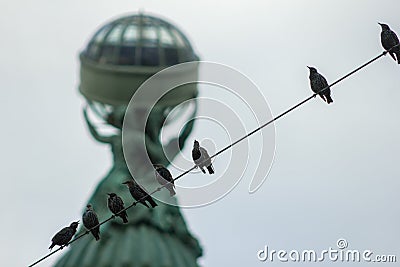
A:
83 13 199 67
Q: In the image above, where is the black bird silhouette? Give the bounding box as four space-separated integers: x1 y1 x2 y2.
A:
107 193 128 223
49 221 79 250
153 164 176 196
122 179 158 208
192 140 215 174
379 23 400 64
307 66 333 104
82 204 100 241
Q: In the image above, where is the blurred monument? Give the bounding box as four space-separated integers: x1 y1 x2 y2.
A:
54 13 202 267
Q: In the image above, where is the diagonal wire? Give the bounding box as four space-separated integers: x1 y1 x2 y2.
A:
28 45 396 267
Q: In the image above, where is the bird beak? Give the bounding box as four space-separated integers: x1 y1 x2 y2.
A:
378 22 382 26
75 221 80 224
307 66 311 69
107 193 112 196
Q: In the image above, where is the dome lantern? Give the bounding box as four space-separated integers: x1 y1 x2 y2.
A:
79 13 199 106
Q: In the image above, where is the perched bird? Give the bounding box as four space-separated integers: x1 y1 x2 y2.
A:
307 66 333 104
153 164 176 196
107 193 128 223
122 179 158 208
82 204 100 241
49 221 79 250
379 23 400 64
192 140 215 174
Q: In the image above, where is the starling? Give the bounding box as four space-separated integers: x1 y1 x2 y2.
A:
122 179 158 208
379 23 400 64
82 204 100 241
192 140 215 174
307 66 333 104
153 164 176 196
49 221 79 250
107 193 128 223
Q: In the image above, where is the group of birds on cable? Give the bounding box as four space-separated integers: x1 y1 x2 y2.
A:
308 23 399 105
48 22 399 252
48 140 214 250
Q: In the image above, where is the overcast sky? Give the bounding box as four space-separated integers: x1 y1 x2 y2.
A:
1 1 400 266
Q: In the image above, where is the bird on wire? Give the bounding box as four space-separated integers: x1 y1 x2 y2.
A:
153 164 176 196
378 22 400 64
82 204 100 241
48 221 79 250
307 66 333 104
107 193 128 223
192 140 215 174
122 179 158 208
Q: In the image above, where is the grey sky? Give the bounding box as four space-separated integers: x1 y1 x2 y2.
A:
1 0 399 266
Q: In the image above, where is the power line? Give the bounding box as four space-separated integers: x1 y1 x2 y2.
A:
171 49 390 183
28 47 394 267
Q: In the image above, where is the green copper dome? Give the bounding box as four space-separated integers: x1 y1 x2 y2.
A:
79 13 199 106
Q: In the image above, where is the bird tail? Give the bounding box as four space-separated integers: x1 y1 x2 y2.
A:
147 197 158 208
326 95 333 104
167 186 176 196
200 167 206 174
389 52 397 61
207 165 215 174
49 243 55 250
122 215 128 223
396 51 400 64
92 229 100 241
